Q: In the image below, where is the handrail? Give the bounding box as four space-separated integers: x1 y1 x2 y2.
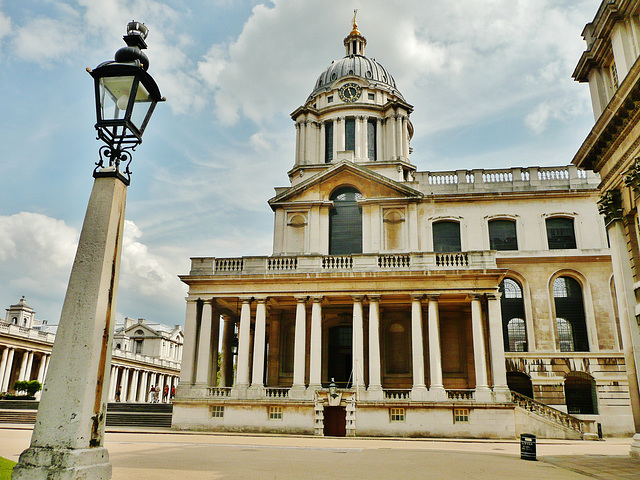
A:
511 390 588 433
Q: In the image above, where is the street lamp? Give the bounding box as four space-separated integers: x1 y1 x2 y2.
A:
88 20 164 184
13 22 163 480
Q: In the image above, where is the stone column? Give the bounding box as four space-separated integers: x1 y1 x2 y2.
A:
309 296 323 390
332 118 338 160
137 371 148 403
376 118 382 161
427 295 446 400
471 295 491 402
1 348 15 392
235 298 252 389
352 296 365 391
179 299 199 386
367 296 383 399
410 295 427 400
195 299 214 386
305 121 312 164
129 370 139 403
487 293 510 402
120 368 130 403
319 122 325 163
157 375 165 403
291 297 307 397
250 298 268 391
338 117 346 152
0 348 10 392
355 116 362 159
17 350 29 382
219 315 235 388
25 351 34 381
36 355 47 384
402 116 410 160
295 122 301 165
210 310 221 387
300 121 307 164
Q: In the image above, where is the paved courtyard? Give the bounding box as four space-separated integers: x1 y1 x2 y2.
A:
0 427 638 480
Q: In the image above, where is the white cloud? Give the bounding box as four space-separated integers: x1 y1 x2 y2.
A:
12 16 84 63
0 5 11 47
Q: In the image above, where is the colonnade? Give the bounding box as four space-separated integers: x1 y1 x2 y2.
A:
107 364 179 403
181 293 510 402
0 347 50 393
294 113 410 165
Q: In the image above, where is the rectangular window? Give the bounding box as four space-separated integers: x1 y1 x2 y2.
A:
135 340 143 354
546 217 576 249
454 408 469 423
368 93 375 100
345 118 355 152
211 406 224 418
269 406 283 420
327 96 333 103
390 408 405 422
367 119 377 161
432 221 461 252
325 122 333 163
611 61 619 89
488 219 517 250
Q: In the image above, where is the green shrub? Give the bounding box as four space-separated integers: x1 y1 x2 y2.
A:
13 380 42 397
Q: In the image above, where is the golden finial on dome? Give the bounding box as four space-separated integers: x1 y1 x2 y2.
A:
351 9 360 35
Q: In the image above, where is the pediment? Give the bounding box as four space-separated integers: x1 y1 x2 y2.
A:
269 161 423 208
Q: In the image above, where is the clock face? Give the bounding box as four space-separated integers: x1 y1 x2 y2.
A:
338 83 362 102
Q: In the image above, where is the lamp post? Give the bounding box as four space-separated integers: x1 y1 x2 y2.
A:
12 22 163 480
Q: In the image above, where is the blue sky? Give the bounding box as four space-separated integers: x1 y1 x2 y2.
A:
0 0 602 326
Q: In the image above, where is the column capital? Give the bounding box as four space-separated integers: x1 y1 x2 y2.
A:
410 293 424 302
351 295 365 302
238 296 253 304
486 291 502 301
468 293 483 302
367 294 381 302
310 296 324 303
294 295 308 303
426 294 440 302
624 157 640 192
597 189 623 226
254 296 268 304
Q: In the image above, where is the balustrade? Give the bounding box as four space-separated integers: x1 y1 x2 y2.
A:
265 387 290 398
511 391 588 434
207 387 232 397
384 389 411 400
446 389 475 401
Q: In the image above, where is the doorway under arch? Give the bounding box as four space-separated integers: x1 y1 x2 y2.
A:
507 371 533 399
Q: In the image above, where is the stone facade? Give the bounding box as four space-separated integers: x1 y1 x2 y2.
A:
174 17 634 438
0 297 182 403
572 0 640 454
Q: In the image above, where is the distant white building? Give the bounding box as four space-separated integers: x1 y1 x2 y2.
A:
0 297 182 403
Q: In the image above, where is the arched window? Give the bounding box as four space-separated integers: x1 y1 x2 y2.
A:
385 322 410 374
488 219 517 250
432 221 461 252
546 217 576 249
565 372 597 414
507 371 533 398
500 278 527 352
12 317 17 325
553 277 588 351
329 187 363 255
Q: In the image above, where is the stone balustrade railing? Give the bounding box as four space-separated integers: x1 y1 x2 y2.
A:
384 389 411 401
207 387 232 398
0 322 56 344
446 389 475 401
265 388 290 398
417 165 597 193
111 349 181 371
189 251 497 276
511 391 593 435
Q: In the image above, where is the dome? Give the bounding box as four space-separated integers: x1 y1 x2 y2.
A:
310 55 403 99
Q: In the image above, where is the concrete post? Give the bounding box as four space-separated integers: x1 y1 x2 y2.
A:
25 352 34 381
17 351 29 382
1 348 14 392
235 298 252 388
13 173 127 479
368 296 383 399
427 295 446 401
309 297 323 389
0 348 9 391
487 293 510 402
471 295 492 403
178 299 199 386
250 298 268 390
195 299 213 385
410 295 427 400
352 296 365 394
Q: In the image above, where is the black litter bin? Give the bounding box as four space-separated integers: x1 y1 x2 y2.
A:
520 433 536 461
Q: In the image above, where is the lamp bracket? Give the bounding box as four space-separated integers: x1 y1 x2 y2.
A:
94 145 133 185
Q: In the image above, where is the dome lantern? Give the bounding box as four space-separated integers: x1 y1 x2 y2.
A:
344 9 366 56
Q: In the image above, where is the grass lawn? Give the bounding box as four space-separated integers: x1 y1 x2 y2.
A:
0 456 16 479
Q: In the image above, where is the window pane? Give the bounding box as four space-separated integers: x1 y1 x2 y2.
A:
367 120 377 160
500 278 526 352
330 187 363 254
489 220 517 250
546 217 576 249
345 118 355 152
432 221 461 252
507 318 526 352
553 277 588 351
325 122 333 163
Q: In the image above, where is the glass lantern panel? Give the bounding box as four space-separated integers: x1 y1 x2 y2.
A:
99 76 135 121
130 82 152 131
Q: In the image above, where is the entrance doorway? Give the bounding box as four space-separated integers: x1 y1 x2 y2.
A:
323 406 346 437
328 325 352 387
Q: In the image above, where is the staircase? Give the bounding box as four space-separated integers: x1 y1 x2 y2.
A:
511 391 598 440
0 400 173 428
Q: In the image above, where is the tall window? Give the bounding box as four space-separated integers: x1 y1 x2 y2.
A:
565 372 597 414
325 122 333 163
367 119 377 160
489 219 517 250
345 118 355 152
553 277 588 351
329 187 363 254
432 221 461 252
500 278 527 352
546 217 576 249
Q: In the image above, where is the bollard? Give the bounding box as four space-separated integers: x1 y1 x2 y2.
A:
520 433 537 461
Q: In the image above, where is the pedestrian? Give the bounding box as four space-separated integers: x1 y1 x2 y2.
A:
163 384 169 402
149 384 155 403
170 385 176 400
115 385 121 402
153 385 160 403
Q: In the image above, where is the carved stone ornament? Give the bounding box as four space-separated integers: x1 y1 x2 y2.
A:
597 189 623 225
624 157 640 192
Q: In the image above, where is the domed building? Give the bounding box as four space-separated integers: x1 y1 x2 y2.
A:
174 16 634 439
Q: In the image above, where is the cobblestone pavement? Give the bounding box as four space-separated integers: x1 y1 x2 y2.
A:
0 427 638 480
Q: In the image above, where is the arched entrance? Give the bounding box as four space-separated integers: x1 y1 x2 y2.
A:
328 325 352 387
507 371 533 399
565 372 597 414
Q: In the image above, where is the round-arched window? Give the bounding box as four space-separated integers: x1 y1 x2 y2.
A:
329 187 363 255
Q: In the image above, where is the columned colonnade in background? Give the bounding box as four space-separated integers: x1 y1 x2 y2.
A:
180 293 510 402
0 347 50 394
107 365 179 403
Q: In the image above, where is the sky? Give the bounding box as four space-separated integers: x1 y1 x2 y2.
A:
0 0 603 327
